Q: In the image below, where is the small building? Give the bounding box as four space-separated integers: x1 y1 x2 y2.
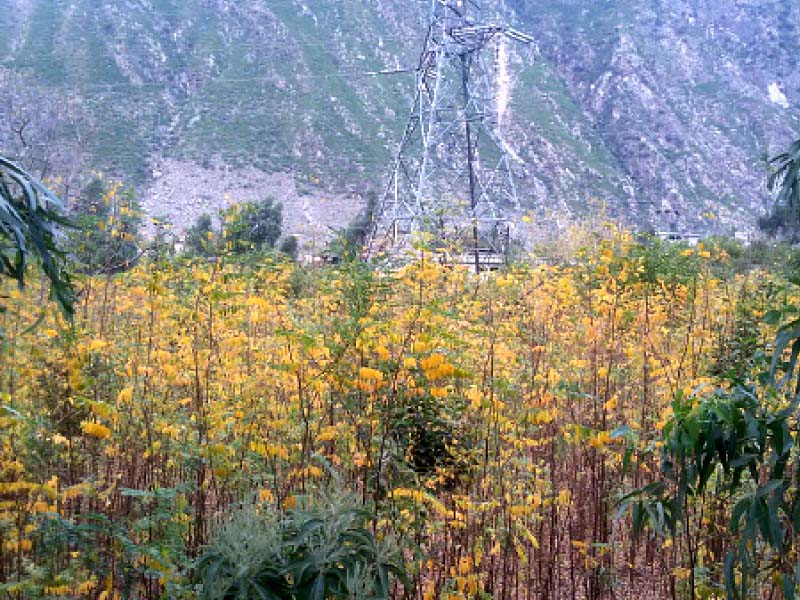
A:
654 231 702 246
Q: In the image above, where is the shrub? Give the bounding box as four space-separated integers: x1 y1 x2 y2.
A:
69 178 142 273
197 489 407 600
279 235 299 260
184 213 216 256
197 505 289 600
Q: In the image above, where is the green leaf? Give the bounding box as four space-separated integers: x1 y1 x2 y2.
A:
755 480 784 498
0 156 75 318
783 575 794 600
730 497 752 534
0 405 24 420
771 325 800 383
724 551 739 600
310 574 325 600
764 309 785 325
611 425 632 439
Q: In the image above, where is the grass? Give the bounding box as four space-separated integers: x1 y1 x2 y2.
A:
514 61 632 211
13 0 68 83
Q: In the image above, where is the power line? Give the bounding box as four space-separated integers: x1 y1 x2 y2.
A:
62 68 415 93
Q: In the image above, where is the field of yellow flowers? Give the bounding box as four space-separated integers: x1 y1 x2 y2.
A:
0 230 777 599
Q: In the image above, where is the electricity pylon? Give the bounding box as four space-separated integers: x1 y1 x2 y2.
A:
367 0 533 271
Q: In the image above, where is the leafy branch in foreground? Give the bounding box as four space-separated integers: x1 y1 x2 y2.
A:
619 280 800 599
765 275 800 394
761 138 800 239
769 139 800 216
0 155 74 317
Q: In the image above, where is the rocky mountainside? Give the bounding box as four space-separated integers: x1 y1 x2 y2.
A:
1 0 798 240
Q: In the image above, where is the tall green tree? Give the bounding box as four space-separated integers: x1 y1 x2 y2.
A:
221 198 283 255
0 155 74 318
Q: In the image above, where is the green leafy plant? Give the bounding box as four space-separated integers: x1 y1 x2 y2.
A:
769 139 800 218
626 236 700 287
620 279 800 598
196 489 408 600
765 276 800 394
0 155 74 317
710 283 771 382
196 505 290 600
622 386 800 598
761 138 800 240
8 487 194 600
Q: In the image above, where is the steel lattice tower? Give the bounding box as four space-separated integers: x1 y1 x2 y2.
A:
367 0 533 270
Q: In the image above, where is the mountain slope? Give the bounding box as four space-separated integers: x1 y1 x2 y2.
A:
511 0 800 229
1 0 798 238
